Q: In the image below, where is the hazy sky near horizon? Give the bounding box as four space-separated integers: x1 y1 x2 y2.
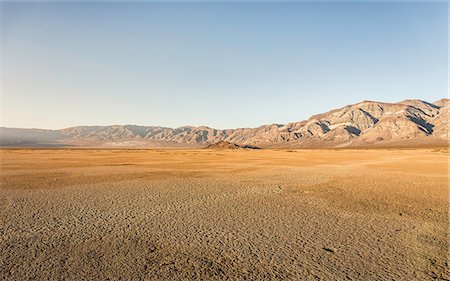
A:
1 1 448 129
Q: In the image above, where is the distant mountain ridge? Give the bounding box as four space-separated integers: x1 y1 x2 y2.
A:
2 98 448 148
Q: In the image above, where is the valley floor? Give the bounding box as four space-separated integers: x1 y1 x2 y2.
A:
0 148 448 280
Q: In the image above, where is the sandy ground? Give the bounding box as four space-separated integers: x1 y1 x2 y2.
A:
0 148 448 280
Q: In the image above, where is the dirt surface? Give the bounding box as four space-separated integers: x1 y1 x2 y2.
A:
0 148 448 280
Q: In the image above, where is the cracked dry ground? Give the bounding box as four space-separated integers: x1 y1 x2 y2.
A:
0 148 448 280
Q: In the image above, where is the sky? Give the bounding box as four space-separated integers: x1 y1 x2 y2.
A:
1 1 448 130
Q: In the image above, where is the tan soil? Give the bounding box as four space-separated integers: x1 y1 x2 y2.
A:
0 148 448 280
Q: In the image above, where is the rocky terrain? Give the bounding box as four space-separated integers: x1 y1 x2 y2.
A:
206 141 243 150
206 141 260 150
1 99 448 148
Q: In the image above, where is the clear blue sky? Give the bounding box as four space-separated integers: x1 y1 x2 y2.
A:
1 1 448 129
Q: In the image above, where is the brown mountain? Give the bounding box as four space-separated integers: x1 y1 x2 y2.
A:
1 99 448 148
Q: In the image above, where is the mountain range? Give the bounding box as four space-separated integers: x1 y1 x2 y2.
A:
2 98 448 148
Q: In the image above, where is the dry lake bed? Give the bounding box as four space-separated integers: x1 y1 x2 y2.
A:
0 148 448 280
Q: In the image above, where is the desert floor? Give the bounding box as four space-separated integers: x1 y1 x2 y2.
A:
0 148 448 280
